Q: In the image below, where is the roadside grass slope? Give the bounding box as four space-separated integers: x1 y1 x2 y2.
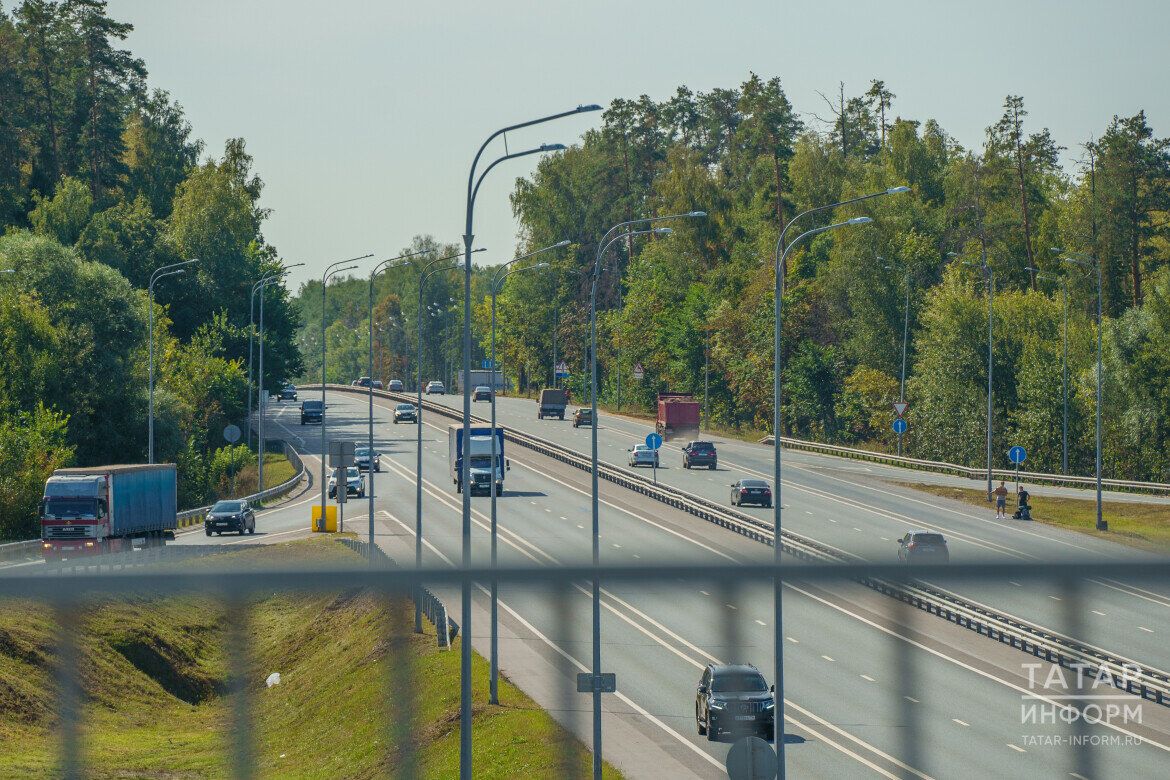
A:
0 538 621 778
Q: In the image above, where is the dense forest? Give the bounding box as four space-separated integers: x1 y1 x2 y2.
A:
0 1 300 537
297 75 1170 484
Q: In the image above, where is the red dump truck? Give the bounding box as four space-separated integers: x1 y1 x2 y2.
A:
40 464 177 559
656 393 700 441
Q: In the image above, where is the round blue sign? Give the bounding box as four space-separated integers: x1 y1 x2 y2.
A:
1008 445 1027 464
645 433 663 450
892 418 908 435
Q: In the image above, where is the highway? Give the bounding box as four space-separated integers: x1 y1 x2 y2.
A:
217 388 1170 779
413 390 1170 673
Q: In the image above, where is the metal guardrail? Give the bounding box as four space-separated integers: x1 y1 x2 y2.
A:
0 538 42 566
335 537 454 648
762 434 1170 495
0 556 1167 778
331 385 1170 709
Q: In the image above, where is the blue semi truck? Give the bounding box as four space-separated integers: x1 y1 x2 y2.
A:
39 464 177 559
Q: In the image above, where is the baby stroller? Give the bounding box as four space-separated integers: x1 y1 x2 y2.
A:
1012 489 1032 521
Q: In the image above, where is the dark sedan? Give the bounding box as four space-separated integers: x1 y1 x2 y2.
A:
898 531 950 564
204 500 255 536
278 383 297 401
730 479 772 508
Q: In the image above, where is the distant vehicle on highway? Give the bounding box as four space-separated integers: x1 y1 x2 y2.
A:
372 379 383 390
730 479 771 508
898 531 950 564
473 385 493 402
354 376 372 387
40 464 177 558
656 392 700 441
393 403 417 424
682 440 717 470
537 388 568 420
425 380 445 395
572 408 593 428
387 379 404 392
449 424 507 495
328 466 365 498
627 443 659 468
695 663 774 741
204 499 255 536
300 400 323 425
278 383 297 401
354 446 381 472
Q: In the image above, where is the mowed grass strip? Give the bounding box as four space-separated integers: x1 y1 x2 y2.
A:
894 481 1170 554
0 538 622 779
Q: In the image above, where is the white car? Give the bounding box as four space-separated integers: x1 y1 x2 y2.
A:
328 466 365 498
627 444 660 468
425 381 445 395
393 403 418 424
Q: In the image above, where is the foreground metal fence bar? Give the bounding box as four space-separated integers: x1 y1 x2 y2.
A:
2 556 1168 778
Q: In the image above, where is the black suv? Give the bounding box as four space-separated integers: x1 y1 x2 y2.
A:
682 440 717 470
898 531 950 563
695 664 774 741
204 500 256 536
278 383 297 401
300 399 324 425
572 408 593 428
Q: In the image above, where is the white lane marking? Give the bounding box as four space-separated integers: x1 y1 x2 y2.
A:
1009 581 1022 587
1091 610 1107 616
904 696 919 704
784 581 1170 753
1139 626 1154 633
699 590 709 596
612 543 621 549
1008 744 1026 753
1090 577 1170 610
1048 595 1062 601
861 674 876 682
787 637 798 643
755 620 766 626
725 604 737 610
821 655 835 662
952 719 969 727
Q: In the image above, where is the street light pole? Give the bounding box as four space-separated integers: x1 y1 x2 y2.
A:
415 251 474 631
318 255 371 530
1059 250 1106 530
148 259 198 463
884 262 912 457
461 105 599 780
487 244 564 705
772 217 872 777
368 251 428 561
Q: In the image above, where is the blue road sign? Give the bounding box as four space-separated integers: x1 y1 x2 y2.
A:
892 417 908 435
481 359 497 370
645 433 663 450
555 370 570 378
1008 445 1027 464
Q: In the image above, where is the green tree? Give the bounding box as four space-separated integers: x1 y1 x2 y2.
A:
28 174 92 245
0 403 74 540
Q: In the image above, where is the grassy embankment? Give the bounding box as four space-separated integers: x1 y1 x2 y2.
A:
896 482 1170 554
0 538 622 779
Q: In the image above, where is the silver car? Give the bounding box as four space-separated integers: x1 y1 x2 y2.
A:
328 466 365 498
425 381 445 395
627 444 660 468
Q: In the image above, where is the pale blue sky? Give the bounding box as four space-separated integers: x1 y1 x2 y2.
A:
108 0 1168 290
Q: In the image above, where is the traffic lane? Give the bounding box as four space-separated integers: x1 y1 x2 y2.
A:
367 433 1170 779
408 390 1170 663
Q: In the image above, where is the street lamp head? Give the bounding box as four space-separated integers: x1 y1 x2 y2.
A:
553 240 572 248
539 143 566 152
533 262 550 270
577 104 603 113
688 211 708 217
1049 247 1064 255
654 227 673 235
886 186 911 195
847 216 873 225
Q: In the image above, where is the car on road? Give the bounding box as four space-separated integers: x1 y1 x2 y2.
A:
682 440 717 470
730 479 771 508
393 403 417 424
328 466 365 499
387 379 404 392
425 381 445 395
204 499 255 536
300 399 324 425
278 383 298 401
473 385 492 402
572 408 593 428
372 379 383 390
354 445 381 472
354 376 373 388
627 443 659 468
695 663 774 741
898 531 950 564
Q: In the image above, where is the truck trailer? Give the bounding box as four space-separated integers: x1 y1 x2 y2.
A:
656 393 701 441
40 463 178 559
448 424 508 495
